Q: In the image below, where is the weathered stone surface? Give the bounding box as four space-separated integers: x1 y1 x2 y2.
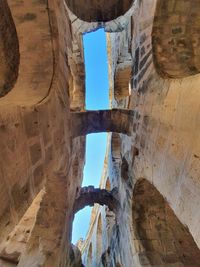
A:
80 1 200 267
153 0 200 78
133 179 200 266
0 1 19 97
1 0 200 267
0 191 43 266
71 109 136 137
74 186 119 213
0 0 84 266
65 0 134 22
68 245 83 267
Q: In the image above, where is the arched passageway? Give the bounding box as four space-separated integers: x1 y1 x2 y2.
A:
71 109 135 137
73 186 119 214
65 0 134 22
0 0 19 97
132 179 200 266
153 0 200 78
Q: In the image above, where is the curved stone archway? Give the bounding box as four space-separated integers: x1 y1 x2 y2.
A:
73 186 119 214
0 0 19 97
132 179 200 266
71 109 136 137
153 0 200 78
65 0 134 22
0 0 53 105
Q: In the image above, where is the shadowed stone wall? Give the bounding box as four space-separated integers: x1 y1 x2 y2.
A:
80 0 200 266
0 0 85 266
65 0 134 22
71 109 136 137
133 179 200 266
153 0 200 78
0 1 19 97
73 186 119 213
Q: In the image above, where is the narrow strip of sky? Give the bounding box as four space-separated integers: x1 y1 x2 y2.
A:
84 28 109 110
72 28 109 244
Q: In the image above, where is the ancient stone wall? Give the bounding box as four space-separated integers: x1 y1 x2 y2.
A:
65 0 133 22
0 0 86 266
1 0 200 266
0 1 19 97
81 0 200 266
153 0 200 78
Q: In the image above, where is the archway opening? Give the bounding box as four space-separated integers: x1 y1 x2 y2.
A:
153 0 200 78
72 29 109 249
132 179 200 266
65 0 134 22
0 1 19 97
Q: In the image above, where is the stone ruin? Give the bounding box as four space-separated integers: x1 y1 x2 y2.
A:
0 0 200 266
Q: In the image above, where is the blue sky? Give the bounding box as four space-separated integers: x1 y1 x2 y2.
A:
72 29 109 244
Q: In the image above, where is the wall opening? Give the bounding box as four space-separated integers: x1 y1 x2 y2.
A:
132 179 200 266
0 1 19 97
72 28 109 255
65 0 134 22
96 214 103 265
114 57 132 101
153 0 200 78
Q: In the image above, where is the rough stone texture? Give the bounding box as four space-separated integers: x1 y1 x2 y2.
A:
71 109 137 137
0 0 85 266
0 190 44 265
65 0 134 22
132 179 200 266
73 186 119 213
68 245 83 267
1 0 200 267
80 1 200 267
153 0 200 78
0 0 19 97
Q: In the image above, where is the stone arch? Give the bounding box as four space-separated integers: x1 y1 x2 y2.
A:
0 0 53 104
87 243 93 267
152 0 200 78
96 214 103 264
73 186 119 214
65 0 134 22
0 0 19 97
71 109 135 137
132 179 200 266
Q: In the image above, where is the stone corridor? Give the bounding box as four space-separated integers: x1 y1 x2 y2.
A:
0 0 200 266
